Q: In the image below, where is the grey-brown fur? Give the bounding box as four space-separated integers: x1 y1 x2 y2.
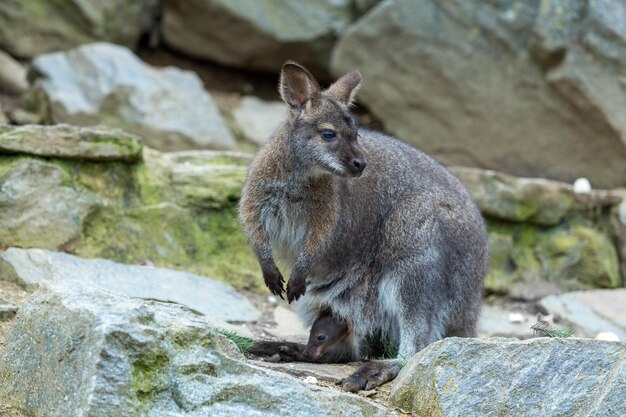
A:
239 61 489 391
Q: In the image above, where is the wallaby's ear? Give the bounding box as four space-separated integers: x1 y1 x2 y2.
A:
279 61 321 112
326 70 362 105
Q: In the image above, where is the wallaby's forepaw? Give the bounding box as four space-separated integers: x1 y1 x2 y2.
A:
263 268 285 299
341 361 401 392
287 277 306 303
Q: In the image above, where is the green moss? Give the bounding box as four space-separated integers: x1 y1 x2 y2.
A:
194 208 264 292
131 349 170 398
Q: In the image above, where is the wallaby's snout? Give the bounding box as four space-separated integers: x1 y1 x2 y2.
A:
343 145 367 177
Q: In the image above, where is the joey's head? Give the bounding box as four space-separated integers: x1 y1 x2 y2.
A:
279 61 366 178
304 314 351 362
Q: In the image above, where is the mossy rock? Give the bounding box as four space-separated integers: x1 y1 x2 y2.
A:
485 219 621 294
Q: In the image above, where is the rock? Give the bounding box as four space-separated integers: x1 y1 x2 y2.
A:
540 289 626 340
162 0 369 77
28 43 236 151
162 150 253 209
0 159 99 249
0 247 260 323
477 305 535 339
267 305 310 343
231 96 286 145
255 361 362 386
332 0 626 188
0 281 393 416
0 0 148 59
389 337 626 416
485 222 621 294
0 103 7 124
0 124 142 162
0 50 27 94
458 167 624 295
451 167 575 226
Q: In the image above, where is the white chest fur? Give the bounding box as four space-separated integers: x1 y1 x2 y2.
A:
260 196 308 265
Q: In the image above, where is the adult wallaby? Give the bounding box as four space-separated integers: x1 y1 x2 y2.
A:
239 61 489 391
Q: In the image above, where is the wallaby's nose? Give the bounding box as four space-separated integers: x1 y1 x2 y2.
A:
351 158 366 171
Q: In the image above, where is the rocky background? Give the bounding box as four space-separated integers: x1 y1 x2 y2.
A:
0 1 625 416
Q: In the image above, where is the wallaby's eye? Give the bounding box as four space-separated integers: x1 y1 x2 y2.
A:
317 334 327 341
320 129 337 142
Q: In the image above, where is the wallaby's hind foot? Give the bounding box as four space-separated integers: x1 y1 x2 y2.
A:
341 360 401 392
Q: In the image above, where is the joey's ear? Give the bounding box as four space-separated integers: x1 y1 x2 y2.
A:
326 70 362 105
279 61 321 111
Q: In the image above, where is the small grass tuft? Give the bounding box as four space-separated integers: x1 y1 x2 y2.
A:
215 328 253 356
530 322 575 338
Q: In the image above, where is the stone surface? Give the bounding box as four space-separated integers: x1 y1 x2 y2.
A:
0 248 260 323
390 337 626 416
268 305 310 343
0 124 142 161
0 0 147 59
477 305 535 339
0 103 7 124
28 43 236 151
0 49 27 95
332 0 626 188
0 281 393 416
540 289 626 340
232 96 286 145
162 0 369 77
0 159 99 249
255 361 362 386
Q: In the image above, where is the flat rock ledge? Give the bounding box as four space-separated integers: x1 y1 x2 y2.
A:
0 124 143 162
0 248 259 324
0 281 394 417
390 337 626 417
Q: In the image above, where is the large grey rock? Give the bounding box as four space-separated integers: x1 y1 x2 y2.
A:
540 289 626 340
390 337 626 416
332 0 626 188
0 281 393 416
231 96 286 145
0 0 148 59
0 49 27 94
0 248 260 323
162 0 372 76
0 124 142 161
0 103 7 124
29 43 236 151
0 159 99 249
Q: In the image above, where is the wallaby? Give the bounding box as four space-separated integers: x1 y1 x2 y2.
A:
239 61 489 391
304 311 354 363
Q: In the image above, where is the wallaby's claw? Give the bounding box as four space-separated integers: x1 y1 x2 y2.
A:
286 278 306 303
263 269 285 299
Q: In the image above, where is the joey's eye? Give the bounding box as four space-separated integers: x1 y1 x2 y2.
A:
320 129 337 142
317 334 327 341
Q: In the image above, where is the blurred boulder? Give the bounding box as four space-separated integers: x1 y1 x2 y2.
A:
162 0 377 77
389 337 626 416
0 103 7 124
333 0 626 188
27 43 236 151
451 167 623 295
0 281 392 416
540 289 626 340
0 159 99 249
0 124 142 162
231 96 286 145
0 124 260 290
0 50 27 95
0 0 151 59
0 248 260 323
